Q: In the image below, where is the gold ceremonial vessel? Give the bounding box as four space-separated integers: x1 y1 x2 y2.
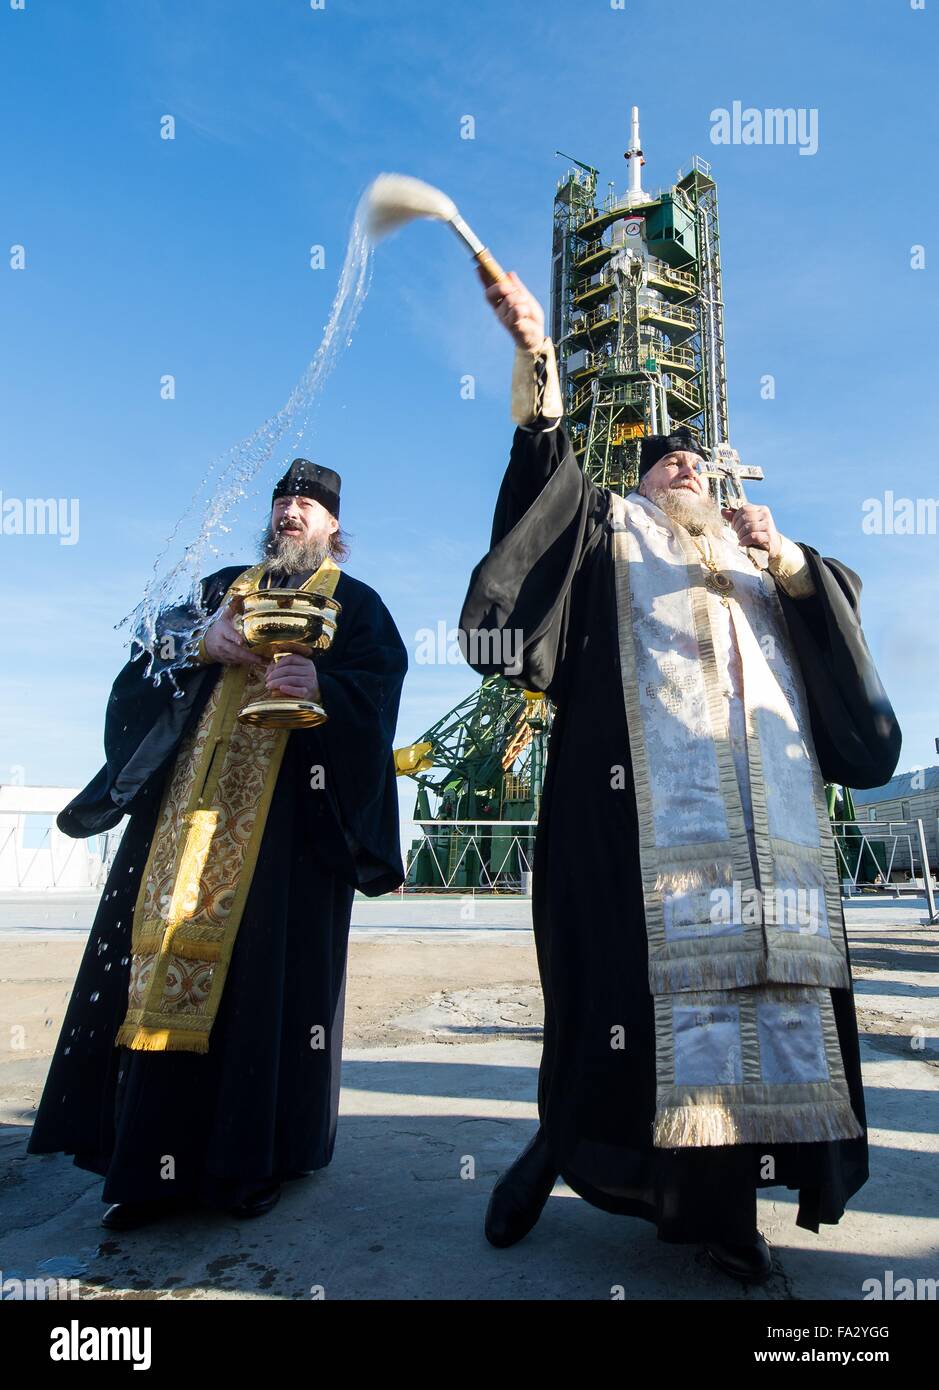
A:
234 588 341 729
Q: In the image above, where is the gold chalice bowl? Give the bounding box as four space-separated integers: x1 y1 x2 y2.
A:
235 588 341 729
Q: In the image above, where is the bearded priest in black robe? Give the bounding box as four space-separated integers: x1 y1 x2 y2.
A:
29 460 407 1230
459 272 901 1283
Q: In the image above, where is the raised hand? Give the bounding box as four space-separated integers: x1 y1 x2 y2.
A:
480 268 546 352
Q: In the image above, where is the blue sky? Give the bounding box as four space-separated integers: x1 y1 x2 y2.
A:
1 0 937 845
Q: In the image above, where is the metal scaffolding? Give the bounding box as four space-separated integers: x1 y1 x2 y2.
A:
552 109 760 505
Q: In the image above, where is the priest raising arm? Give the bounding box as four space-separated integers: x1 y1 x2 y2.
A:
462 271 901 1283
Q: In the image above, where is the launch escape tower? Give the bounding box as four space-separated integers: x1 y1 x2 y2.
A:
397 111 758 891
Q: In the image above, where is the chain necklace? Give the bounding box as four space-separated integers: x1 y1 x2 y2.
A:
687 530 735 606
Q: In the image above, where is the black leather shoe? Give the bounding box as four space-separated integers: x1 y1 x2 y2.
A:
706 1231 773 1284
485 1128 559 1249
101 1200 181 1231
229 1183 281 1218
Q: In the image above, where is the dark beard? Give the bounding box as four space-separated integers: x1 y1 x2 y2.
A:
258 526 329 576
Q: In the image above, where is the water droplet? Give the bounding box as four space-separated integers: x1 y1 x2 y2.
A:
117 192 372 684
89 992 100 1003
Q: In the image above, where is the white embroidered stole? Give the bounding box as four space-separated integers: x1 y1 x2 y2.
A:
609 491 860 1147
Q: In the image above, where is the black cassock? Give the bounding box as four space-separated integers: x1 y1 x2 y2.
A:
459 425 901 1244
29 565 407 1207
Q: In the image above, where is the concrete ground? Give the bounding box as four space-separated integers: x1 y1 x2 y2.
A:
0 892 936 1300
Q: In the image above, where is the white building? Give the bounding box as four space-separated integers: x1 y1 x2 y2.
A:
852 766 939 874
0 785 121 891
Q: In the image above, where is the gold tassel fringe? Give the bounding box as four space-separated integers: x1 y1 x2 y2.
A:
653 1100 863 1149
115 1024 210 1054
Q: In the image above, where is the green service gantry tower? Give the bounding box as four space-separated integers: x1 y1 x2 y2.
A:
397 111 760 890
552 106 760 501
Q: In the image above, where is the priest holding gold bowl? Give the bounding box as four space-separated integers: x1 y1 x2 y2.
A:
29 458 408 1230
203 460 348 727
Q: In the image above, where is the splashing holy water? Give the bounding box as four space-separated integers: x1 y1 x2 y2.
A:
120 200 373 690
121 173 462 693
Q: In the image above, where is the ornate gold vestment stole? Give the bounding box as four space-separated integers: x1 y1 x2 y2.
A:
116 558 341 1054
608 492 861 1147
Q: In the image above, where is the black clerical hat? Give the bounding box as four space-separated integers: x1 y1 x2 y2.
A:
638 427 706 478
272 458 341 518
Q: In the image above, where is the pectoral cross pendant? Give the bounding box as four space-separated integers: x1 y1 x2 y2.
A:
703 569 735 606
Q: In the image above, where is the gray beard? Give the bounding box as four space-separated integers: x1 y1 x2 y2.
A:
643 484 727 541
258 526 329 576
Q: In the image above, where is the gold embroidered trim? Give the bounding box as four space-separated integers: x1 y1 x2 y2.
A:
116 558 341 1054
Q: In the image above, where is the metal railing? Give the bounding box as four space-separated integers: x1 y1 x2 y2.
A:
406 820 537 893
574 236 609 266
641 301 696 329
663 375 702 408
576 349 606 375
567 382 595 413
0 820 124 892
675 154 713 183
656 343 697 370
502 776 532 802
556 167 596 195
831 818 937 919
646 259 697 293
574 258 696 304
567 379 650 415
569 303 697 344
570 183 695 234
570 304 617 335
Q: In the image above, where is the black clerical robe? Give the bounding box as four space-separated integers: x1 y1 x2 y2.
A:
459 424 901 1243
29 564 407 1207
